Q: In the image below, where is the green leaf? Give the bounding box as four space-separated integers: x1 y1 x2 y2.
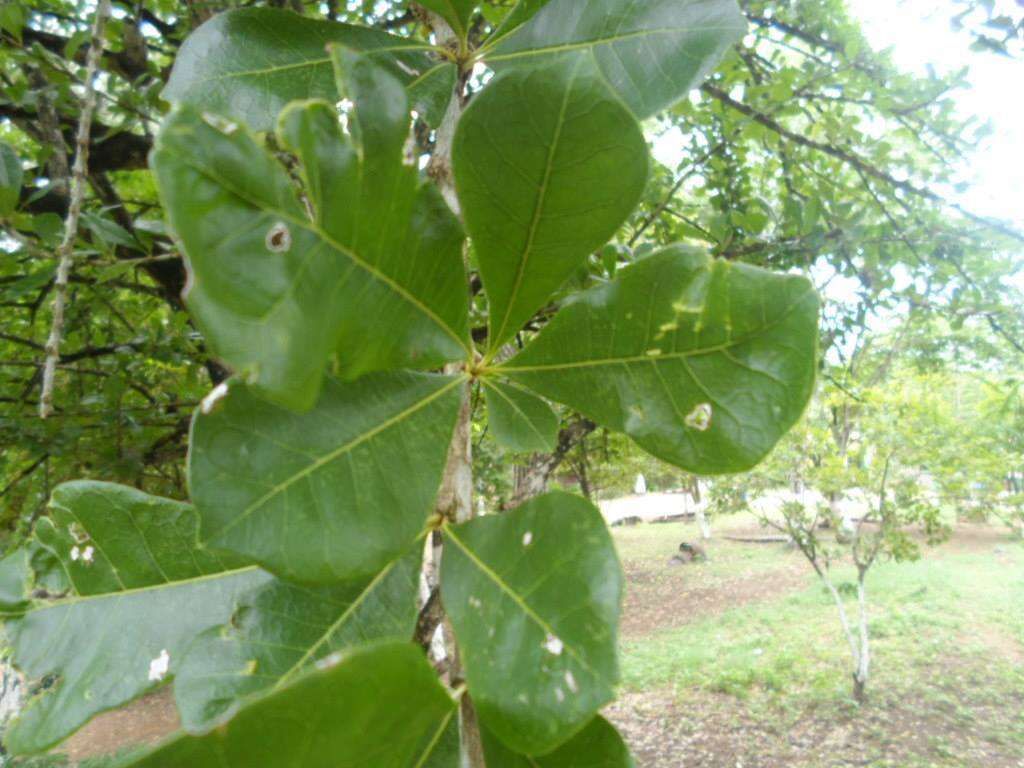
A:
4 482 270 755
441 491 622 755
117 643 457 768
162 8 454 131
0 3 26 43
487 0 552 46
174 545 422 730
454 56 648 351
498 247 820 474
417 0 477 39
0 548 30 616
189 371 464 584
484 0 747 119
152 55 469 411
481 716 635 767
418 712 461 768
483 379 559 452
0 141 23 216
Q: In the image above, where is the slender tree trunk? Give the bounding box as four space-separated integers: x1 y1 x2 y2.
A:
821 572 866 702
418 11 485 762
690 477 711 540
854 574 870 702
508 420 598 508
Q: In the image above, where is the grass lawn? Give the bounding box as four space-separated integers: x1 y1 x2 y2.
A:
609 517 1024 767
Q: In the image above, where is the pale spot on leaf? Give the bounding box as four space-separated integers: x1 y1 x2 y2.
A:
148 649 170 682
315 652 343 671
685 403 713 431
265 222 292 253
68 522 89 544
522 531 533 547
543 634 563 656
565 670 578 693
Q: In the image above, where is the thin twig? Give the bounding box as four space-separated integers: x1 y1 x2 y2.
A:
39 0 112 419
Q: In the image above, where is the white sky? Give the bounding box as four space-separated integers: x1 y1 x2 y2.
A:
651 0 1023 235
852 0 1024 232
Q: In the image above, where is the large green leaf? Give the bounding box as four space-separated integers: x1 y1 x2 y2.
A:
0 141 22 216
482 716 635 767
0 548 30 616
486 0 552 46
483 0 747 119
190 371 464 584
417 0 477 40
153 53 470 411
418 713 461 768
174 545 422 730
162 8 455 130
4 482 270 755
441 491 622 755
499 247 820 474
483 379 558 453
116 643 457 768
454 56 647 351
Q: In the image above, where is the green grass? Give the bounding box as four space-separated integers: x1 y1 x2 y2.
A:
622 548 1024 695
614 526 1024 765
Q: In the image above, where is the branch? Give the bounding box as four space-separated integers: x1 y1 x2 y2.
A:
39 0 111 418
701 83 1024 245
0 104 152 174
11 25 149 80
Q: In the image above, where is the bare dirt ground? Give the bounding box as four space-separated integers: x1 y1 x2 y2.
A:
59 687 178 763
55 521 1022 766
606 679 1024 768
617 527 809 639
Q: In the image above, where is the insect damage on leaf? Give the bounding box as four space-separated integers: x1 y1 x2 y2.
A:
685 403 713 431
264 222 292 253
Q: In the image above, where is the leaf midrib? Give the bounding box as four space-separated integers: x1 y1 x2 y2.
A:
272 546 421 689
498 287 817 374
209 377 466 540
195 43 438 84
481 24 743 61
483 380 551 447
488 56 582 352
29 566 260 609
444 524 608 685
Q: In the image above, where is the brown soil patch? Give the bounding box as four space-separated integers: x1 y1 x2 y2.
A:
606 678 1024 768
57 687 179 763
620 561 808 638
619 532 809 639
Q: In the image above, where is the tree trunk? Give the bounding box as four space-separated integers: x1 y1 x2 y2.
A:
508 419 597 508
690 477 711 540
417 14 485 760
822 573 866 703
853 575 871 703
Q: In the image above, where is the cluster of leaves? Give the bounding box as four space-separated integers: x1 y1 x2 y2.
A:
1 1 822 766
3 0 1022 535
